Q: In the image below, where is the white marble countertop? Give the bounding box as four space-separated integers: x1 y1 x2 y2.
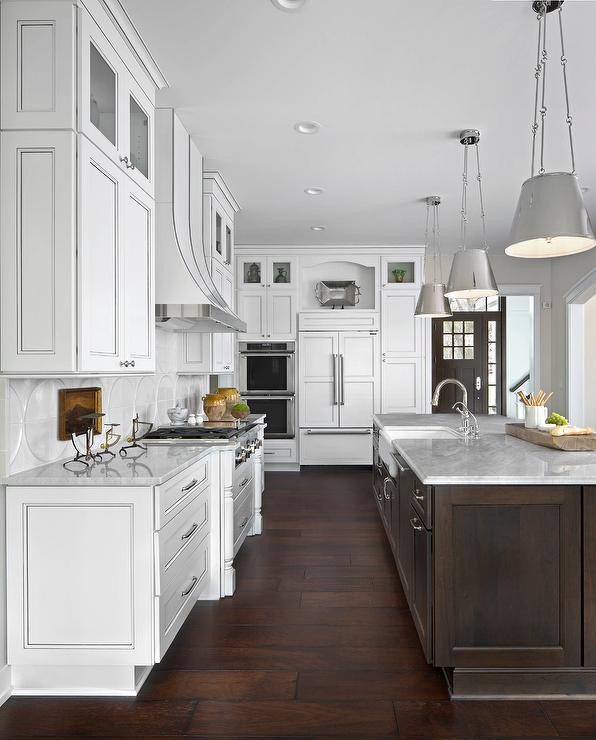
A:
374 413 596 485
4 415 266 487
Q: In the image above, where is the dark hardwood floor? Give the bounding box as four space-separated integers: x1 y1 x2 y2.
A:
0 467 591 736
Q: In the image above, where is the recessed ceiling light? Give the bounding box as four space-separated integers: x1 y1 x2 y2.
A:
311 225 326 231
304 187 324 196
271 0 307 11
294 121 320 135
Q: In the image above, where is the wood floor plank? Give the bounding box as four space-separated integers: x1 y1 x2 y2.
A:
540 700 596 736
394 700 558 737
300 591 405 608
297 669 448 701
0 699 195 736
138 670 297 701
188 605 412 626
187 699 397 736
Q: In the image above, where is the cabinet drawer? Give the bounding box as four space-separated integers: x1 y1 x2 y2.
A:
158 487 209 575
300 429 372 465
411 479 431 528
156 530 209 660
233 486 254 556
263 445 296 463
233 458 253 497
155 457 209 528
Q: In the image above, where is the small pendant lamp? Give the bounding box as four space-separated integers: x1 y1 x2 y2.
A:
415 196 452 318
445 130 498 299
506 1 595 258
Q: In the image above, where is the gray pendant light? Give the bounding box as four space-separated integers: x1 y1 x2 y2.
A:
415 196 451 317
445 130 498 299
506 1 595 258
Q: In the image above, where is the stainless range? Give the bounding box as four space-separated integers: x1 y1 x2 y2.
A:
144 422 262 468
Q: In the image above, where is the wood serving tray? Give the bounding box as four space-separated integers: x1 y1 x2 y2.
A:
505 423 596 451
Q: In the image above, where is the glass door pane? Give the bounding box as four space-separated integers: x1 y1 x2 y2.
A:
129 96 149 178
225 224 232 265
272 261 291 285
242 260 264 286
215 211 223 257
89 43 116 146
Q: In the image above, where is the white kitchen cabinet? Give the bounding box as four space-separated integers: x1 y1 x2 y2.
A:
237 283 297 340
299 330 379 429
0 130 77 373
1 0 77 130
381 255 423 290
79 136 154 373
299 332 339 428
381 357 423 413
237 255 297 290
178 332 234 374
204 173 238 310
381 291 423 357
78 8 155 196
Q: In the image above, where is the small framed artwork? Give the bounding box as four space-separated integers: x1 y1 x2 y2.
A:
58 387 102 440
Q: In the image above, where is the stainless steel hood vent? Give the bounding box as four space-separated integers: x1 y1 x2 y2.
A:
155 304 246 333
154 108 246 333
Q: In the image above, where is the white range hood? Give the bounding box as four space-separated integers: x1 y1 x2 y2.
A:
154 108 246 333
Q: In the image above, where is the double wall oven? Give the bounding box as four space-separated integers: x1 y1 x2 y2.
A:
239 342 295 439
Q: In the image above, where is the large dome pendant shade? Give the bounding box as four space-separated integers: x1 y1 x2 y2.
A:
506 172 596 258
415 283 452 317
445 248 498 299
508 3 595 259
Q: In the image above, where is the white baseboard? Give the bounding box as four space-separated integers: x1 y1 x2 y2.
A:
0 664 11 707
10 664 152 696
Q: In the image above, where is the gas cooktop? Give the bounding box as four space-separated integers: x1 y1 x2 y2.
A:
144 422 257 442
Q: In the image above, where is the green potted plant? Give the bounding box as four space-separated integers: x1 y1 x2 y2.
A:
392 268 407 283
231 402 251 420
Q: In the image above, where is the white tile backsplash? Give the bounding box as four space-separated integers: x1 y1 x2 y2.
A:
6 329 210 476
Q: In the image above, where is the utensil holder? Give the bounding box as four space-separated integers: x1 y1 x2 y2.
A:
525 405 547 429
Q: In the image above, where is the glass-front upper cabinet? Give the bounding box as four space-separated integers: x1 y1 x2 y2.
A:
79 10 154 196
237 256 297 290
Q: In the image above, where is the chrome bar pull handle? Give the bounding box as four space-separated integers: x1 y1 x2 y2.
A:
181 576 198 597
332 353 338 405
181 478 198 493
181 522 199 540
339 354 345 406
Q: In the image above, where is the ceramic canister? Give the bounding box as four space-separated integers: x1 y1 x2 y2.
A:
202 393 226 422
525 405 548 429
217 387 241 421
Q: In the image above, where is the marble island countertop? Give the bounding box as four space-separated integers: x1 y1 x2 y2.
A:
374 413 596 485
4 415 267 487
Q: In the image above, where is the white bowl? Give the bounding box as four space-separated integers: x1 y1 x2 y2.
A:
167 407 188 424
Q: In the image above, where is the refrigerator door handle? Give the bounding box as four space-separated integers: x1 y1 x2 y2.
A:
340 354 345 406
332 353 338 405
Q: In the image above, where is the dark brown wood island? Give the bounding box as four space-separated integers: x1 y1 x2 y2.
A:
373 413 596 699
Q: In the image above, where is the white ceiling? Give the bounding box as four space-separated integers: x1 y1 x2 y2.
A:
121 0 596 252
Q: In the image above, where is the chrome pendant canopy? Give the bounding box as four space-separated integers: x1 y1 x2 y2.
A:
445 248 498 299
415 283 452 317
508 2 595 259
507 172 596 258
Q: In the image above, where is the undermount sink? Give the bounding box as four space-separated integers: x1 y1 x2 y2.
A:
382 426 462 441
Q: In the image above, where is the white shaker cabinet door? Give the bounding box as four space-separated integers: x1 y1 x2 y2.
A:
212 332 234 374
178 333 212 374
237 290 267 340
381 291 422 356
381 357 423 413
339 331 379 428
299 332 339 428
268 290 296 340
1 130 77 372
78 136 125 372
6 486 154 666
123 181 154 372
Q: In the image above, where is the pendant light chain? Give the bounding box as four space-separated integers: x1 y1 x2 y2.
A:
530 9 544 177
424 200 431 282
460 144 469 250
538 8 548 175
434 201 444 285
558 6 576 173
475 143 489 251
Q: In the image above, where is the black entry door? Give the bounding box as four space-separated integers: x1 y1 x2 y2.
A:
432 311 503 415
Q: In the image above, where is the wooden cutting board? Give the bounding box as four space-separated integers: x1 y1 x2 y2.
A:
505 423 596 451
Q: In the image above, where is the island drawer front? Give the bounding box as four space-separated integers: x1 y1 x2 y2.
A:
233 462 254 501
158 486 210 577
156 530 209 660
263 445 296 463
156 458 209 529
411 478 431 528
434 485 582 669
233 485 254 556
